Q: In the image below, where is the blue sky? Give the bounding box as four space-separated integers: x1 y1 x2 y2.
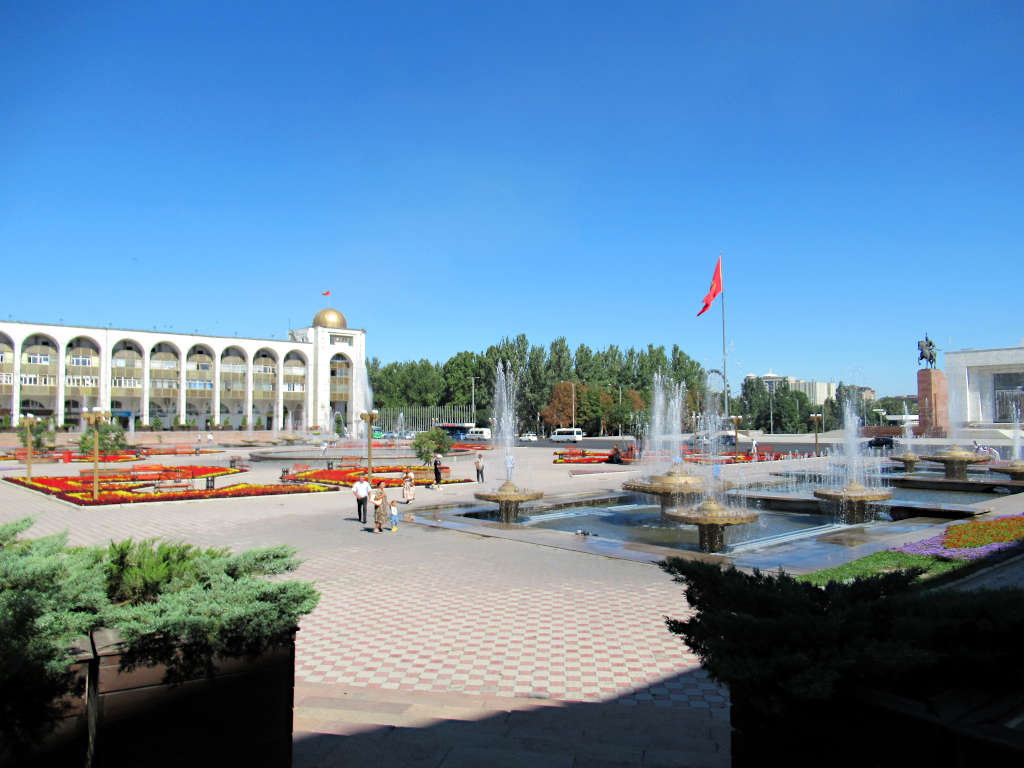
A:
2 1 1021 396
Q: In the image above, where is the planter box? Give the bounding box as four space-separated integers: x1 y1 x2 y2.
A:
13 629 295 768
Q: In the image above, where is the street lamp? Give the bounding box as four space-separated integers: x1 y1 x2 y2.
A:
570 382 575 430
468 376 477 422
82 407 111 501
873 408 887 427
21 413 37 482
359 409 379 485
729 415 742 448
810 413 822 457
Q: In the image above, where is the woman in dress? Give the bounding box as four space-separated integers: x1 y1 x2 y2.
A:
402 470 416 504
371 481 389 533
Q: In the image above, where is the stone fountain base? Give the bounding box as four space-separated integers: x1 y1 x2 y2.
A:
474 480 544 523
668 498 759 553
813 482 894 525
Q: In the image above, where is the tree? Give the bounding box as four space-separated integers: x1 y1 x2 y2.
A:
541 381 577 430
411 428 454 465
79 421 128 455
442 351 479 406
547 338 573 384
17 417 55 453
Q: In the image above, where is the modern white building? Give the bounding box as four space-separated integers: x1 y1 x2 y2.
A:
0 308 368 434
946 344 1024 425
744 371 838 406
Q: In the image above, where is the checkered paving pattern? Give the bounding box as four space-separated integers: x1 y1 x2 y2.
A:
0 472 727 714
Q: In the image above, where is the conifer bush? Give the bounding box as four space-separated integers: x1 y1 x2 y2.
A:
0 519 319 756
660 558 1024 717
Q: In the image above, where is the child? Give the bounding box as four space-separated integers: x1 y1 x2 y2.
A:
389 500 400 532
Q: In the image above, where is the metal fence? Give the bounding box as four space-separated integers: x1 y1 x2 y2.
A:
376 405 476 433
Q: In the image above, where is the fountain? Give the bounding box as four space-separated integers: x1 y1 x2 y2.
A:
668 497 759 553
622 373 758 552
990 406 1024 481
623 373 706 517
889 402 920 473
813 400 892 523
474 362 542 522
919 390 991 480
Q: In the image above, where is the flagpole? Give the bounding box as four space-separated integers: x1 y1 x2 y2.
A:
720 253 729 420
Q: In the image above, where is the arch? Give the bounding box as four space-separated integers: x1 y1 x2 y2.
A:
112 338 144 357
22 332 59 357
0 331 14 357
21 399 48 411
186 343 215 361
65 335 101 358
150 340 182 358
254 347 278 364
220 345 248 363
283 349 308 365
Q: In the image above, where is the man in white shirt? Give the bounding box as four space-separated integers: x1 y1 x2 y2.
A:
352 475 371 523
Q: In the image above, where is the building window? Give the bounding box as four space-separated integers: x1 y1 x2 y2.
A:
151 359 178 370
186 379 214 390
113 358 140 368
0 353 6 363
25 354 50 365
254 364 276 374
222 363 246 374
21 374 56 386
330 335 353 346
112 377 142 389
0 372 11 384
65 376 99 387
284 382 305 392
69 355 95 367
187 361 212 371
283 365 305 376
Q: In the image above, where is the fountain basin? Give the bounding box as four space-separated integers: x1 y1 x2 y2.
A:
813 482 894 524
623 466 706 517
474 480 544 523
666 498 759 553
888 452 921 473
989 460 1024 482
920 447 991 480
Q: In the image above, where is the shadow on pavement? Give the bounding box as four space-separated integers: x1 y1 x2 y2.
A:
292 666 729 768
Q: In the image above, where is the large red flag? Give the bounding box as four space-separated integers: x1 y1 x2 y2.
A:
696 257 722 317
321 290 331 296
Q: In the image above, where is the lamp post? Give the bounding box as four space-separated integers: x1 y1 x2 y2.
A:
22 413 37 482
873 408 887 427
83 407 110 501
359 409 379 485
769 385 774 435
570 382 576 430
468 376 477 422
729 415 742 448
810 413 822 457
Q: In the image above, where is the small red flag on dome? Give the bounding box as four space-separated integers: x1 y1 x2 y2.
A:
697 256 722 317
321 290 331 296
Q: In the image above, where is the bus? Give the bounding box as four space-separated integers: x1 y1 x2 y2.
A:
433 423 475 440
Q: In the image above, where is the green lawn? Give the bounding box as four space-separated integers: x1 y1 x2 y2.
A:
794 551 969 587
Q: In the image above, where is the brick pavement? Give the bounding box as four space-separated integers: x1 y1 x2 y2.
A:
0 457 730 766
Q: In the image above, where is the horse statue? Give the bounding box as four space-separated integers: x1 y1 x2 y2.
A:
917 335 937 368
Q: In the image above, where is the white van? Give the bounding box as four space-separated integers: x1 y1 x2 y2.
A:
466 427 492 440
550 427 584 442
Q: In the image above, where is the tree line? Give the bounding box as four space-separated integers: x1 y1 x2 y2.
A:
367 334 705 436
368 334 912 436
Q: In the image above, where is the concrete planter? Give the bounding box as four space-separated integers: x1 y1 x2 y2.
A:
13 628 296 768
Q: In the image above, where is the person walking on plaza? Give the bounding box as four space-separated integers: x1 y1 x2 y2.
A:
474 453 485 483
352 474 371 523
371 480 388 533
389 499 400 532
432 453 442 489
402 469 416 504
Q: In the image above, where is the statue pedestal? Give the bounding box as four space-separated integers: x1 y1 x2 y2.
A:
918 369 949 437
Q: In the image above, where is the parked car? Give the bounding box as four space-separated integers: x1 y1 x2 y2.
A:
519 432 538 442
466 427 492 440
865 436 894 448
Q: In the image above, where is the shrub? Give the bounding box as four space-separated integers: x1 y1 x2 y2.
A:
17 417 55 453
660 558 1024 717
78 421 128 456
411 428 454 465
150 415 163 431
0 520 319 754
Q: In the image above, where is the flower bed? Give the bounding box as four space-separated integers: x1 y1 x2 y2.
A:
451 443 490 452
288 465 471 487
2 465 334 506
891 514 1024 561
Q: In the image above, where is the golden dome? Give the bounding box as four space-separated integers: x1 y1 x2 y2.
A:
312 308 347 328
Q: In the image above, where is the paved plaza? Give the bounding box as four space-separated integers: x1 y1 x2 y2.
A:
0 447 730 767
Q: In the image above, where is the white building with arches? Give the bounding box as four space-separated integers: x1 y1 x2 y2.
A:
0 308 368 434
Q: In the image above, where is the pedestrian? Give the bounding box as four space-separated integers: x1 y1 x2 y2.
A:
389 499 400 532
402 469 416 504
432 453 442 488
751 439 758 461
371 481 388 533
474 453 485 483
352 474 371 523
